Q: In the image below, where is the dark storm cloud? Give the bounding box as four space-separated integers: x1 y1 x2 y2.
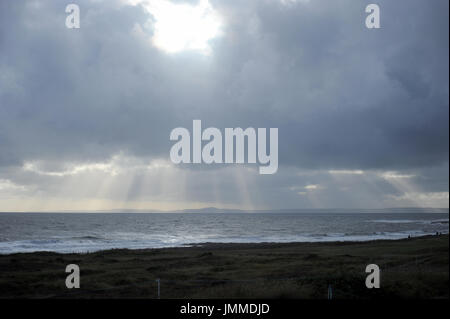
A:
0 0 448 208
208 0 449 170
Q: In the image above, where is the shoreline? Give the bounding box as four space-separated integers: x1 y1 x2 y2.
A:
0 234 448 298
1 232 448 256
189 233 448 249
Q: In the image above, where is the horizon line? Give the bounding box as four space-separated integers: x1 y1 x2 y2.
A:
0 207 448 213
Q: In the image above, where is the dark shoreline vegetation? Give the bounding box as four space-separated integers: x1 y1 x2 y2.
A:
0 235 448 299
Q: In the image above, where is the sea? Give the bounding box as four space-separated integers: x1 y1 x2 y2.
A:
0 208 448 254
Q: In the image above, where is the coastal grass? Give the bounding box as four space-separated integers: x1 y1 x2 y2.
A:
0 235 448 299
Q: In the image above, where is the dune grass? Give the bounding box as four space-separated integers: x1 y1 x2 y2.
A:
0 235 448 299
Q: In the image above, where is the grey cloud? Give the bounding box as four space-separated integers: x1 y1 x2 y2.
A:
0 0 448 208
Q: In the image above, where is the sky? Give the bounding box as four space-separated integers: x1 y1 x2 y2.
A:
0 0 448 211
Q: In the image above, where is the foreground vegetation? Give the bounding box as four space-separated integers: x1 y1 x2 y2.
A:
0 235 448 299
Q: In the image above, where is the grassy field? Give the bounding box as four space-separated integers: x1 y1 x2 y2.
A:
0 235 448 299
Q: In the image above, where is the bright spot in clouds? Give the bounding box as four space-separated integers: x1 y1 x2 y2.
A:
381 172 416 180
329 170 365 175
132 0 222 54
304 184 321 190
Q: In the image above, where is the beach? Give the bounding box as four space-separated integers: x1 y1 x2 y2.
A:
0 234 448 299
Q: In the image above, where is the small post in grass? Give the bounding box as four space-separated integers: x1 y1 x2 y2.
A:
156 279 160 299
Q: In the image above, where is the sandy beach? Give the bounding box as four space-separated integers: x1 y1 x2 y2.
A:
0 234 448 299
